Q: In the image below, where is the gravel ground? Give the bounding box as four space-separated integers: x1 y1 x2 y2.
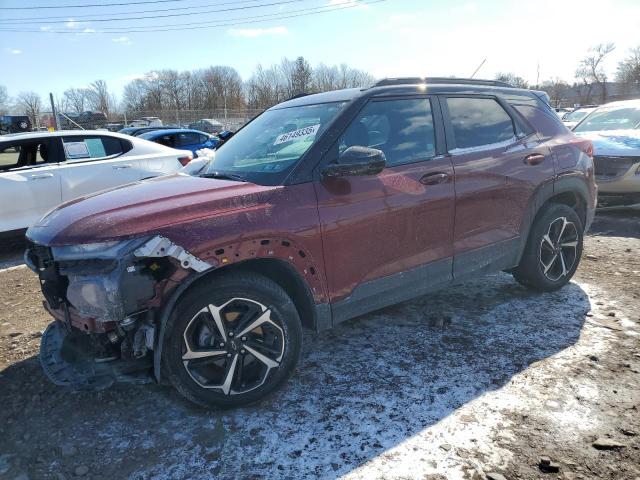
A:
0 212 638 480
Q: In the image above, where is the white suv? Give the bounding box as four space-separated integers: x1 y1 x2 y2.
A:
0 130 192 236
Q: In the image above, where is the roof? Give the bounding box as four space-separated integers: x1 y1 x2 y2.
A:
598 99 640 108
138 128 210 137
0 130 132 142
194 119 223 125
272 78 544 109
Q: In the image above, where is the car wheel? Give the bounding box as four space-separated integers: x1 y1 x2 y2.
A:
512 203 583 292
163 272 302 409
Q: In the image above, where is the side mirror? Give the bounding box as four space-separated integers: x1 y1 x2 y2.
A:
321 146 386 178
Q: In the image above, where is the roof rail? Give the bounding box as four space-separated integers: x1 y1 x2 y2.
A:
373 77 513 88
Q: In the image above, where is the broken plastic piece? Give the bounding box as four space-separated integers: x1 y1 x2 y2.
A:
134 235 212 272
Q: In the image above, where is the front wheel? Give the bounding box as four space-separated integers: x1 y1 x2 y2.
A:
163 272 302 408
513 203 584 292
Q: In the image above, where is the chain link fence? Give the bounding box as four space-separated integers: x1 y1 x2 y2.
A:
35 108 263 133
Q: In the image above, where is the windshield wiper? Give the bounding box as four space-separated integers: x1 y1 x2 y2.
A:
200 171 248 182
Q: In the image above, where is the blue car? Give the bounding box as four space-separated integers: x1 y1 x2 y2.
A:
138 129 220 156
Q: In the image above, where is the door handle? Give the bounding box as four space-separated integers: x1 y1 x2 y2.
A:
419 172 449 185
113 164 132 169
524 153 545 165
29 173 54 180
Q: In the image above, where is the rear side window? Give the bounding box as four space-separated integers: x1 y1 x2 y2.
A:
446 97 515 149
62 136 125 160
338 98 436 167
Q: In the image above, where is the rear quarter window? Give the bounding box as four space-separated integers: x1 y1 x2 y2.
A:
512 104 568 138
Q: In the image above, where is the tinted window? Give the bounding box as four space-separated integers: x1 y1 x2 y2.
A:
62 136 124 160
339 98 436 167
177 132 201 146
447 97 515 149
0 141 53 170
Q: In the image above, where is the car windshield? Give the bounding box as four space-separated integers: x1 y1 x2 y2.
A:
202 101 347 185
564 109 592 122
573 105 640 132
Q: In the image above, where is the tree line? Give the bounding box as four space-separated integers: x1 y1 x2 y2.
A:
2 47 639 126
496 43 640 107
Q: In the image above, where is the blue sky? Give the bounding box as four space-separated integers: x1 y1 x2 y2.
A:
1 0 639 101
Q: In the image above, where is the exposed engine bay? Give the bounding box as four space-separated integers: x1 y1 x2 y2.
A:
24 236 211 388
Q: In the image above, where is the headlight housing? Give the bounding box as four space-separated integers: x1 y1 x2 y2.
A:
51 238 149 261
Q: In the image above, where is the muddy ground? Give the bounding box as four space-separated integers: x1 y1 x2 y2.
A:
0 212 638 480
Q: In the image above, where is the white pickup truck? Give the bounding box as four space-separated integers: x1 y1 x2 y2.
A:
0 130 194 237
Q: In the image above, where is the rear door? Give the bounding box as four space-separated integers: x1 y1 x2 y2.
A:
442 95 554 277
314 96 455 319
0 138 62 231
58 135 144 201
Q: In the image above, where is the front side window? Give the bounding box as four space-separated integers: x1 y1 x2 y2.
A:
0 140 52 171
447 97 516 149
177 132 201 146
62 136 124 160
573 105 640 132
338 98 436 167
203 102 347 185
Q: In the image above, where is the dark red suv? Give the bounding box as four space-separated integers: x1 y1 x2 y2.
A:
26 78 596 408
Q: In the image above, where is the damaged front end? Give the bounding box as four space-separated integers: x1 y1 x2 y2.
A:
25 236 211 389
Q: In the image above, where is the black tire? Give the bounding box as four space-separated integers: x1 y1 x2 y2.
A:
163 272 302 409
512 203 584 292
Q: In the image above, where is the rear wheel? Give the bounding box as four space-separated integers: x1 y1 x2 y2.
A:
163 273 302 408
513 203 583 292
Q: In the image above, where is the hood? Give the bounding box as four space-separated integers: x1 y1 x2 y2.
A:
27 174 279 246
574 129 640 157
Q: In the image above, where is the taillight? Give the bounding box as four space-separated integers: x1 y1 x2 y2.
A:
178 155 192 166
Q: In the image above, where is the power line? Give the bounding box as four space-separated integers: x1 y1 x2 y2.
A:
0 0 188 10
31 1 351 33
0 0 273 22
0 0 310 24
0 0 385 34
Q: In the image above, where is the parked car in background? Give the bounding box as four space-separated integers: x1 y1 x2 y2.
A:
59 111 108 130
0 115 32 134
25 77 595 408
188 118 224 134
119 125 182 137
138 128 220 155
104 123 125 132
0 130 193 237
573 99 640 207
554 107 572 118
562 106 598 129
129 116 163 128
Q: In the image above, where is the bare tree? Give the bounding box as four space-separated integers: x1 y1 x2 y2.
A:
616 45 640 93
16 91 42 127
575 43 615 104
86 80 113 115
494 72 529 88
122 78 147 112
63 87 89 113
0 85 9 115
540 78 570 107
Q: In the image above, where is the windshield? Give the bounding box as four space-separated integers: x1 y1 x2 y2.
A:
573 105 640 132
202 101 347 185
564 109 592 122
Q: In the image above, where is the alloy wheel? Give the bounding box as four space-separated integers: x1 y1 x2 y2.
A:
539 217 579 282
181 297 285 395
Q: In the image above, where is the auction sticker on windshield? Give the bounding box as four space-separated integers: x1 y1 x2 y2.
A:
274 124 320 145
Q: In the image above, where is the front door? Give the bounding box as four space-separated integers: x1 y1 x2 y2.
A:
0 138 62 231
314 96 455 322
